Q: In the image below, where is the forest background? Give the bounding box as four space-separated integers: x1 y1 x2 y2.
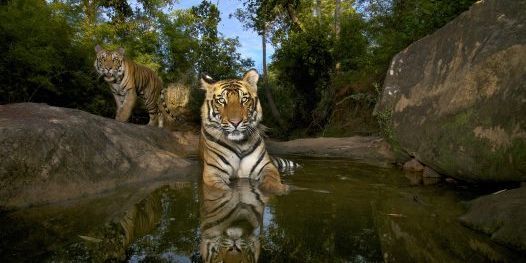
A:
0 0 475 139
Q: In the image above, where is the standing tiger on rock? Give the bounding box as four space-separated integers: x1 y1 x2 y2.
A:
199 69 299 195
94 45 163 126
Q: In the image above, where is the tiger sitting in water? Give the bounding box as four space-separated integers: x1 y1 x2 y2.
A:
199 69 298 195
94 45 163 126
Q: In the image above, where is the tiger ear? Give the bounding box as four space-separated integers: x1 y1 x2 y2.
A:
243 69 259 88
95 44 103 53
117 47 125 56
200 73 215 91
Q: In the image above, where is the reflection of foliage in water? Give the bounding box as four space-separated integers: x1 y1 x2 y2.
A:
259 160 522 262
127 184 200 262
1 161 523 262
260 183 383 262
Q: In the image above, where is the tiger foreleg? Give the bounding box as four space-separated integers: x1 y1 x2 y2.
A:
258 166 289 195
157 113 164 128
203 174 231 191
116 89 137 123
147 112 159 126
202 166 231 191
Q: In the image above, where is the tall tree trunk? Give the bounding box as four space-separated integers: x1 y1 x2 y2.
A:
261 24 285 128
314 0 322 22
334 0 341 72
334 0 341 36
82 0 97 42
284 2 304 31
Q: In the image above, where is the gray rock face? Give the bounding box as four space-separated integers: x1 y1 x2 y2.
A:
375 0 526 181
459 186 526 252
0 103 196 208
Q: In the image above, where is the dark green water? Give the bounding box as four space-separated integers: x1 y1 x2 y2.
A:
0 159 522 262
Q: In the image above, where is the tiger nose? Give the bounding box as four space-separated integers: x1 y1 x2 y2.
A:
229 118 241 128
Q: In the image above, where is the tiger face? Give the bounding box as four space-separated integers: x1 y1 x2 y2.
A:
202 227 259 263
201 69 263 142
94 45 125 83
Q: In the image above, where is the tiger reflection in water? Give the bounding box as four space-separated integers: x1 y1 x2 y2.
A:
200 179 268 263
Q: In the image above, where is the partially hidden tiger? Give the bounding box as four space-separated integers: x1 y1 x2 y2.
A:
94 45 166 127
199 69 299 195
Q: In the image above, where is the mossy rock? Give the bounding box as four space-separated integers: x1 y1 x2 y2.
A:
374 0 526 182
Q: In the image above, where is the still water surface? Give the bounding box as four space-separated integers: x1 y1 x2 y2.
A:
0 159 521 262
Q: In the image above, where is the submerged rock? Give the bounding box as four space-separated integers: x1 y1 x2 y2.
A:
403 159 424 172
459 186 526 252
374 0 526 182
0 103 196 208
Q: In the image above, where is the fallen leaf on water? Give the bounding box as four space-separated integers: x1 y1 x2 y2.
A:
79 235 103 243
386 213 406 218
491 189 507 195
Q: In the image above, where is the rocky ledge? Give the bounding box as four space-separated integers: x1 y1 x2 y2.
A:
267 137 395 167
0 103 196 208
460 186 526 252
0 103 397 208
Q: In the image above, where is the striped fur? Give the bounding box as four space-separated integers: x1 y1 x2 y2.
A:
271 156 301 174
158 82 191 129
200 180 266 263
199 69 291 194
94 45 163 126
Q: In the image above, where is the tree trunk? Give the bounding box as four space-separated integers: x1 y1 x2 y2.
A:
314 0 322 22
284 2 304 31
334 0 341 36
82 0 97 41
334 0 341 72
261 24 285 128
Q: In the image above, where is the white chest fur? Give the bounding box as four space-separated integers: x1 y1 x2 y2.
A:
111 83 125 96
236 143 266 178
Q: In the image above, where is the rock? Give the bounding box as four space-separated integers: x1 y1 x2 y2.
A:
0 103 197 208
266 136 395 167
156 132 396 167
404 172 423 185
403 159 424 172
374 0 526 182
423 166 441 178
373 186 519 262
445 177 458 185
459 186 526 252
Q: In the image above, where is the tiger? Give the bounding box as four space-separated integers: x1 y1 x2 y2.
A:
200 179 266 263
158 82 193 130
199 69 298 195
94 45 163 126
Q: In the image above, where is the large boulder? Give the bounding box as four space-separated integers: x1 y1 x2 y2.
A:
374 0 526 181
0 103 196 208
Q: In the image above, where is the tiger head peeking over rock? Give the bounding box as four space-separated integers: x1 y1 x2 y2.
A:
94 45 163 127
199 69 291 195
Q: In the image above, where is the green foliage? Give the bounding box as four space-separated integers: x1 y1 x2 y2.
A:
1 0 476 135
191 1 254 80
236 0 476 138
0 0 114 116
271 22 334 134
0 0 253 123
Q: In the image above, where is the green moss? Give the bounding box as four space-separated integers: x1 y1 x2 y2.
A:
432 109 526 181
375 109 409 161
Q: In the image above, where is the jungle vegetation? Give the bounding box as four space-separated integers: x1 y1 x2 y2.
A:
0 0 475 138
